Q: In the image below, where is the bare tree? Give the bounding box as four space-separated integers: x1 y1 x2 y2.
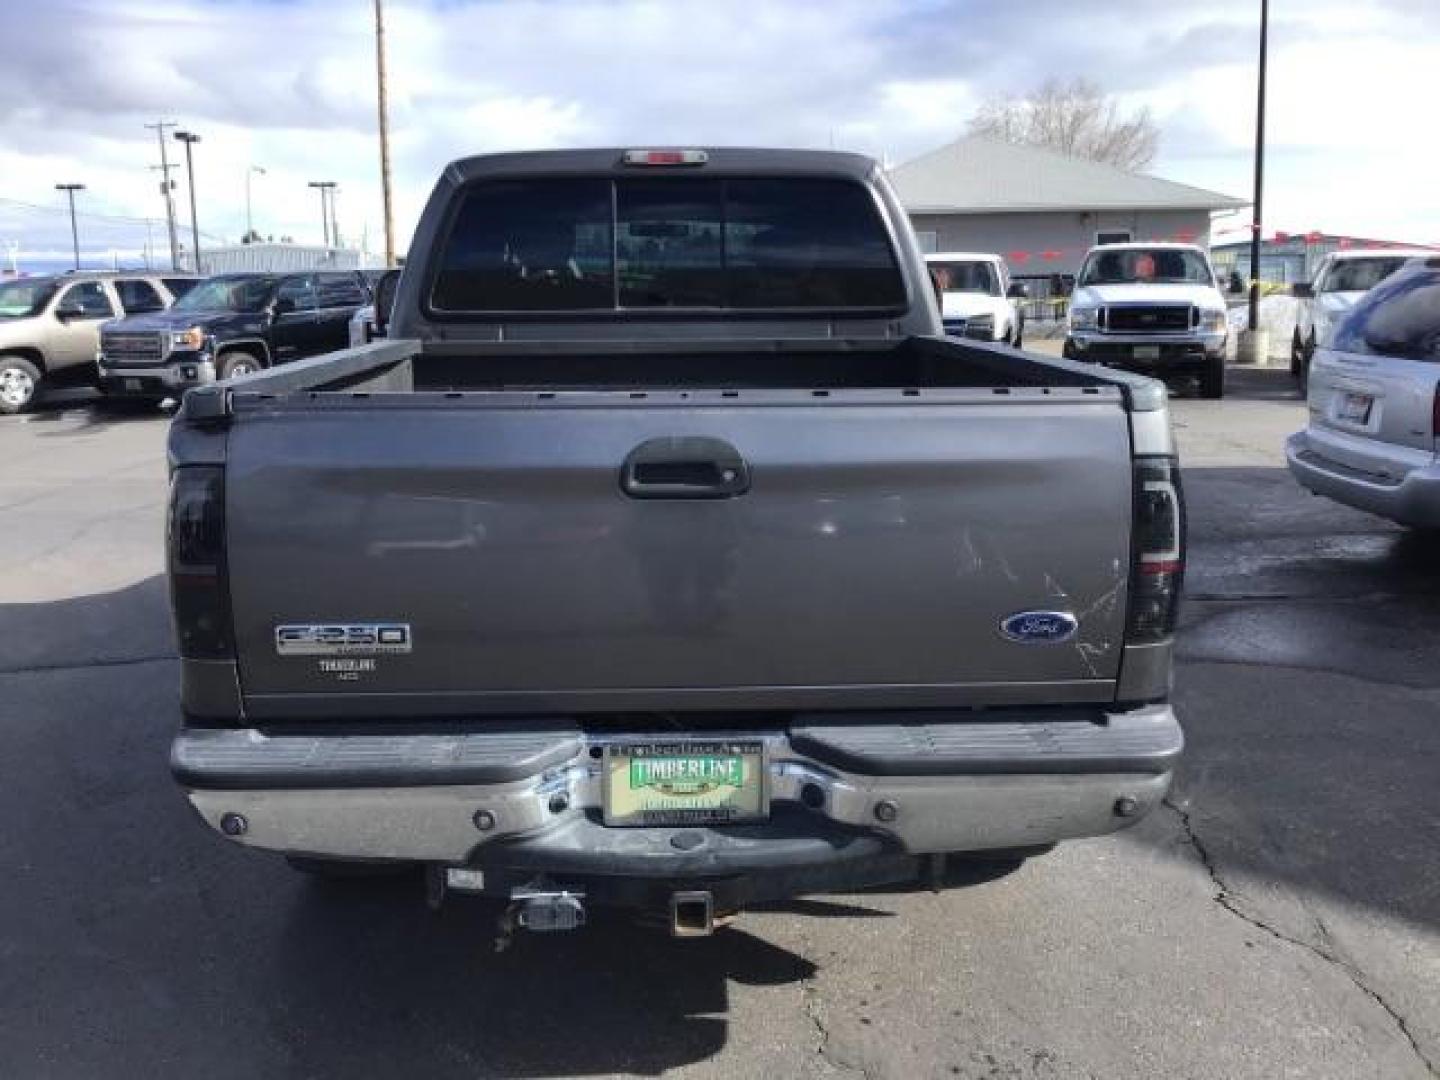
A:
968 78 1160 172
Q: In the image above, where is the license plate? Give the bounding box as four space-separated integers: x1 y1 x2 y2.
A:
1132 345 1161 361
124 378 142 392
604 740 767 827
1338 392 1373 424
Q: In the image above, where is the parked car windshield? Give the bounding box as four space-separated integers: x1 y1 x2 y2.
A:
1079 248 1213 286
1322 257 1409 294
171 275 279 314
0 278 59 318
431 177 906 312
1332 268 1440 362
929 261 999 296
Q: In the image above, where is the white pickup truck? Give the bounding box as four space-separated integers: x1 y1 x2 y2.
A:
925 252 1027 346
1064 242 1230 398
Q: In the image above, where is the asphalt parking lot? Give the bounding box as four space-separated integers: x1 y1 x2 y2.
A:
2 369 1437 1080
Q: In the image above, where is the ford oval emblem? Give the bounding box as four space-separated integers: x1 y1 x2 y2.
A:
1001 611 1079 643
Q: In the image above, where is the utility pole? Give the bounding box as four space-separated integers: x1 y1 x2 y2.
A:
308 181 337 247
374 0 396 266
330 185 341 249
145 121 181 271
246 165 266 239
55 183 85 270
175 130 202 273
1247 0 1269 334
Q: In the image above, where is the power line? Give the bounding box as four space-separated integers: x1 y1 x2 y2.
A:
0 197 228 244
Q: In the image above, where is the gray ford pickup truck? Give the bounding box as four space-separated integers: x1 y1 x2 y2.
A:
167 148 1185 937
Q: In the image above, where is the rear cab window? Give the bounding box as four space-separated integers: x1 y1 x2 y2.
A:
1332 268 1440 362
430 176 905 314
316 274 369 309
115 279 165 314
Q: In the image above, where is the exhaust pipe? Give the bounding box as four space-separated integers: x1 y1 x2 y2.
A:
669 891 715 938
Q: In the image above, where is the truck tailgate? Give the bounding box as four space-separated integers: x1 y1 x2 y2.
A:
225 392 1134 717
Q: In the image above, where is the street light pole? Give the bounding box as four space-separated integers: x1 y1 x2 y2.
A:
55 183 85 270
1247 0 1269 333
246 165 266 239
308 181 337 247
374 0 397 266
175 131 202 273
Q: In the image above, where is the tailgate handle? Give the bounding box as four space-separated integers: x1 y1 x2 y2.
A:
621 436 750 499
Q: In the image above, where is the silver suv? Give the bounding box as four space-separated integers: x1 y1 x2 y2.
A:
1287 260 1440 529
0 272 199 414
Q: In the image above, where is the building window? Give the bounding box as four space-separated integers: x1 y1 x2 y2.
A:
914 230 938 254
1095 230 1132 246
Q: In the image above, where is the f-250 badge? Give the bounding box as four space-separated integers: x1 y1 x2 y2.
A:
275 623 412 656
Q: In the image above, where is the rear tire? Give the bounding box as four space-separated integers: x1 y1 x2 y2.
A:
218 350 262 381
0 356 42 415
1299 332 1316 395
1012 320 1024 349
1290 329 1304 376
1200 354 1226 399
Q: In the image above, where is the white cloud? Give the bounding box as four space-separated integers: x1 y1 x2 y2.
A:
0 0 1436 263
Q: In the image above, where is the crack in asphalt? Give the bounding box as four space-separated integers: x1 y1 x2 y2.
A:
1162 797 1437 1077
799 967 873 1080
1185 591 1438 604
0 653 175 676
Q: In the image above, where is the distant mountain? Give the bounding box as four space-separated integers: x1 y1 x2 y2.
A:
4 255 162 277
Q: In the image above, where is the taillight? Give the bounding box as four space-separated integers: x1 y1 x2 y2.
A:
167 466 234 659
1127 456 1185 642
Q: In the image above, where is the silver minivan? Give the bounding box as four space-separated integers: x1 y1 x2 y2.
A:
0 272 199 413
1287 261 1440 529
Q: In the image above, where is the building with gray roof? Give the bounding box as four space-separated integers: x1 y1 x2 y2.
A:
889 136 1246 288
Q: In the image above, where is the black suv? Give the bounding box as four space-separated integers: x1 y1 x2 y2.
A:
96 271 370 404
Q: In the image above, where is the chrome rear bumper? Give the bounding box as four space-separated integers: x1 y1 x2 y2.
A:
175 706 1181 866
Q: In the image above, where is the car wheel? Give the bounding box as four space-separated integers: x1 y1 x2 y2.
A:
218 350 262 381
1200 355 1226 399
1290 329 1304 376
1062 338 1077 361
1012 321 1023 349
0 356 42 415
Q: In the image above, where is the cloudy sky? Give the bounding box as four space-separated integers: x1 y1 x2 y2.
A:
1 0 1437 262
